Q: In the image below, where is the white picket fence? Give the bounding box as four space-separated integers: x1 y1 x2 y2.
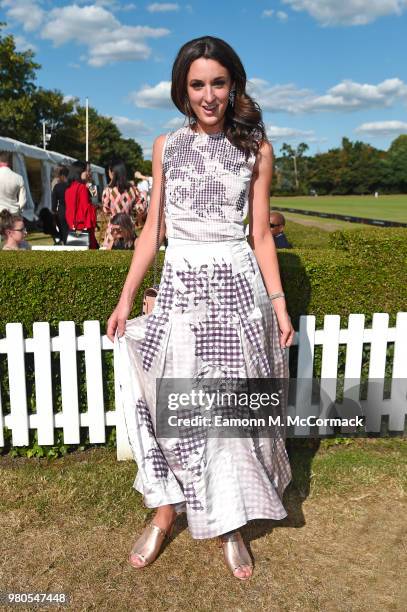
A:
0 312 406 460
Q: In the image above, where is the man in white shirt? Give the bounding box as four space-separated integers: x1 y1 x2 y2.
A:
0 151 27 214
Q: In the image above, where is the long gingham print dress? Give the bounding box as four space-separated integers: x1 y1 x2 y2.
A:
115 126 292 539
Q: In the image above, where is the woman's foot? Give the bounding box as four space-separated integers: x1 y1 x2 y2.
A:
129 505 178 569
219 530 253 580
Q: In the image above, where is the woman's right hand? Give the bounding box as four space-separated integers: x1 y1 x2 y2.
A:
107 301 132 342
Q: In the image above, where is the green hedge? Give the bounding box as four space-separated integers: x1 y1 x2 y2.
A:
0 237 405 335
0 251 160 336
329 227 407 260
284 220 332 249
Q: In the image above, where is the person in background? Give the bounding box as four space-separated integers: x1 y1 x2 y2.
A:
107 213 136 250
0 151 27 214
85 167 100 205
270 211 293 249
134 170 152 212
51 165 70 244
102 160 139 248
65 161 98 249
0 209 31 250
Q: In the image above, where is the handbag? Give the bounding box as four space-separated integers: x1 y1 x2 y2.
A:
141 169 165 315
66 183 90 248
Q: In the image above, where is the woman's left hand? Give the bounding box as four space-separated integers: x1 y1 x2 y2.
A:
276 310 295 349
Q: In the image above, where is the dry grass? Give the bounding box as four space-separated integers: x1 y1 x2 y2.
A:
0 438 406 612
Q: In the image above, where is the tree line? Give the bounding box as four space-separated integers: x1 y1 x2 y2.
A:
273 136 407 196
0 24 151 176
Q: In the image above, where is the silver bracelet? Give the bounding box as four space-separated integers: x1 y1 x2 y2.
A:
268 292 285 301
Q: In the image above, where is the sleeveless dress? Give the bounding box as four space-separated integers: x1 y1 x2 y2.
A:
115 125 292 539
102 185 141 248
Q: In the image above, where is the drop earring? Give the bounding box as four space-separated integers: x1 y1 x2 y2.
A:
228 88 236 107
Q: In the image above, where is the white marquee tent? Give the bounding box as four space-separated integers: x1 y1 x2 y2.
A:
0 136 106 221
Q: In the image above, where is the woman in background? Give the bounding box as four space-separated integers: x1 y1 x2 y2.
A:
102 160 139 248
107 213 136 250
0 209 31 250
65 161 98 249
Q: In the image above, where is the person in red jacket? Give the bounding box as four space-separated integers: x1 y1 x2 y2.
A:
65 161 98 249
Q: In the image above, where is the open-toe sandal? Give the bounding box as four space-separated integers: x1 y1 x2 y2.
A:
218 531 253 581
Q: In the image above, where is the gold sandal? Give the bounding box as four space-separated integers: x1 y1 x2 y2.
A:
129 519 176 569
218 530 253 580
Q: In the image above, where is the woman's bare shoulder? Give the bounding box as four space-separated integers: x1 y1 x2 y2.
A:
153 133 167 152
258 138 274 159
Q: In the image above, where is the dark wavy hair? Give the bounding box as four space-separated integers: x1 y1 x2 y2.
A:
110 213 135 249
171 36 267 159
108 159 129 194
67 160 86 186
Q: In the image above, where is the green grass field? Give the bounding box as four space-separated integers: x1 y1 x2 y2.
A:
271 195 407 223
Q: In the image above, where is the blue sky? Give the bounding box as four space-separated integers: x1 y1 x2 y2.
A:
1 0 407 159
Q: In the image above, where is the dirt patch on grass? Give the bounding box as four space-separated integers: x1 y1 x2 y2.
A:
0 440 406 612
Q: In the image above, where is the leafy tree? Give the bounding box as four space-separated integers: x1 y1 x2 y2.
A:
0 22 40 141
31 89 77 150
385 135 407 193
277 142 310 193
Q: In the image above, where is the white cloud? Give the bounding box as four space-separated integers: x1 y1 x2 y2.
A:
113 116 152 137
282 0 407 26
262 9 274 17
120 2 137 10
13 35 37 52
247 79 315 113
147 2 180 12
248 77 407 113
1 0 44 32
62 94 77 104
276 11 289 21
41 4 169 67
76 0 136 9
163 116 187 128
129 80 172 108
267 125 316 142
305 78 407 111
355 120 407 136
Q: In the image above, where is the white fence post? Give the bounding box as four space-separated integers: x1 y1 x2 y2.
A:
83 320 105 443
6 323 29 446
292 314 315 436
33 322 54 445
341 314 365 433
389 312 407 431
58 321 80 444
366 313 389 432
318 315 341 435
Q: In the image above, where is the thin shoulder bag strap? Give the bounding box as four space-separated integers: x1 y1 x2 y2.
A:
153 133 170 287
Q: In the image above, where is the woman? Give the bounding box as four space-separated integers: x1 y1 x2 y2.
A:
0 209 31 250
108 213 136 250
65 161 98 249
107 36 294 581
102 160 140 248
51 165 70 244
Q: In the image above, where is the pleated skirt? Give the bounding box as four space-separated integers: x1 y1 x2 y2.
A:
114 237 292 539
